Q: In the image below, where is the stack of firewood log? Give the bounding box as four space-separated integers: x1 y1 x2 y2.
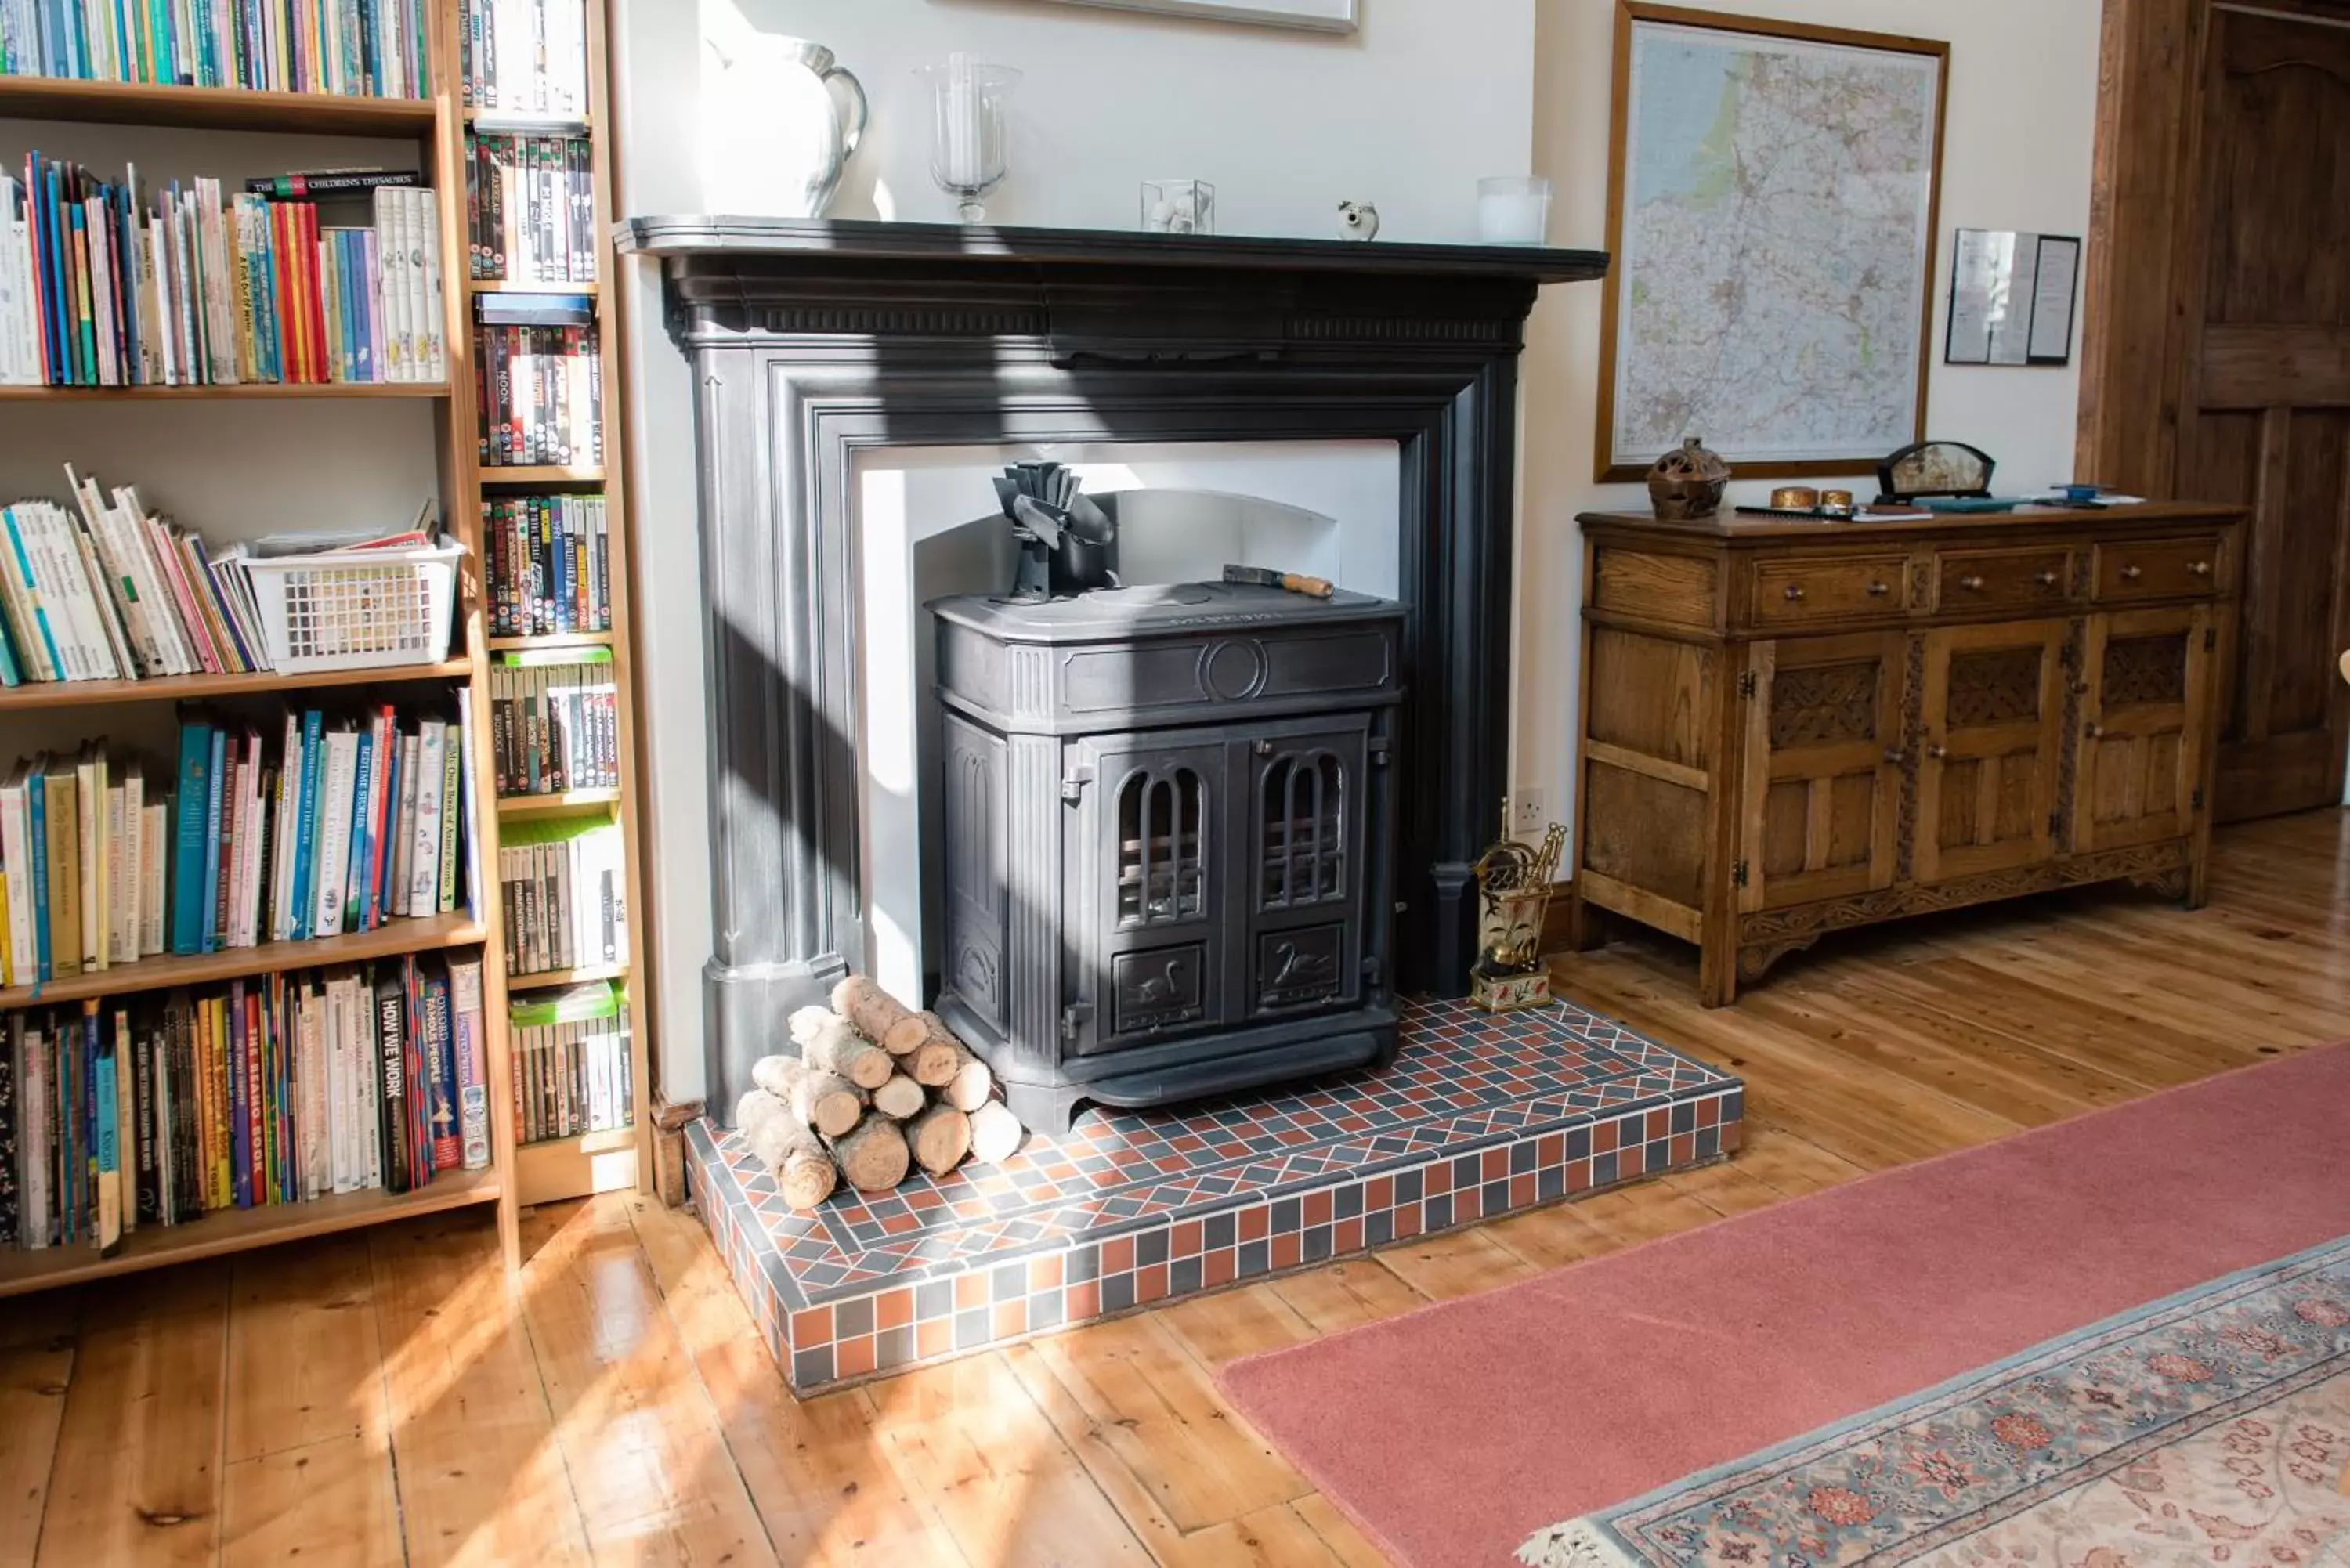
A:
733 975 1026 1212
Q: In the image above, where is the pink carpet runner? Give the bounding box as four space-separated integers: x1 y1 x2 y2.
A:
1219 1042 2350 1568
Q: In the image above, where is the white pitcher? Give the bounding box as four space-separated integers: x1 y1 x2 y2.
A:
701 33 868 219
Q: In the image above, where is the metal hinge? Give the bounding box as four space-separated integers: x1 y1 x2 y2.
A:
1368 735 1391 768
2204 626 2217 651
1732 859 1750 888
1737 670 1760 699
1059 1001 1093 1040
1061 764 1094 804
1361 956 1383 986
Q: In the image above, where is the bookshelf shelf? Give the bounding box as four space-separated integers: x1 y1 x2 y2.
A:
507 960 628 993
488 632 611 652
469 280 601 297
464 109 591 132
495 787 621 818
0 77 438 135
0 911 487 1010
478 465 605 486
0 1165 501 1298
0 381 452 402
515 1125 634 1207
0 657 475 713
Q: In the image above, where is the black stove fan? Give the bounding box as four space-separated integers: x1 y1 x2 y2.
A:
992 462 1121 600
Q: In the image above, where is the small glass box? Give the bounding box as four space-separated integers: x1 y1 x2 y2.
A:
1141 179 1215 235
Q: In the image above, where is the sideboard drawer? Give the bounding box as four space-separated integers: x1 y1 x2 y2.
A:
1936 547 2074 612
1752 555 1908 627
2093 536 2222 602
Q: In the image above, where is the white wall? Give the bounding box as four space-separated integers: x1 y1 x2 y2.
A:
610 0 2102 1106
1517 0 2102 858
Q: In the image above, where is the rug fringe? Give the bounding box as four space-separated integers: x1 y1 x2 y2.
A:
1516 1518 1639 1568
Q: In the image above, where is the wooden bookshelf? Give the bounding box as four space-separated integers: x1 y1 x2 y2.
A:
0 911 486 1010
488 632 612 652
494 787 622 819
0 0 654 1277
506 960 629 993
0 1165 501 1298
0 657 475 712
470 280 602 298
0 76 439 134
0 381 452 401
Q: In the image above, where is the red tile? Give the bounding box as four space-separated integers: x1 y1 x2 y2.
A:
1203 1248 1236 1288
1303 1190 1333 1228
1591 1121 1618 1154
1422 1163 1452 1196
1366 1176 1394 1212
877 1289 914 1332
1509 1174 1535 1209
1270 1234 1303 1271
789 1306 833 1348
916 1319 953 1359
1671 1133 1695 1166
1567 1160 1593 1193
954 1274 989 1310
1066 1281 1101 1323
1136 1263 1170 1304
1537 1133 1564 1166
1481 1149 1508 1183
1103 1237 1136 1274
834 1335 877 1379
1697 1097 1721 1129
1452 1187 1481 1223
880 1212 919 1235
993 1302 1028 1339
1333 1217 1363 1255
1720 1121 1744 1153
1029 1255 1065 1291
1646 1110 1669 1142
1394 1202 1424 1240
1239 1206 1270 1243
1171 1221 1203 1259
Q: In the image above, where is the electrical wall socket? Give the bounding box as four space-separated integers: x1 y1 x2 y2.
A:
1510 787 1549 836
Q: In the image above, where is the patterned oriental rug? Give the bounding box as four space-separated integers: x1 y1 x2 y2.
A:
1220 1044 2350 1568
1520 1237 2350 1567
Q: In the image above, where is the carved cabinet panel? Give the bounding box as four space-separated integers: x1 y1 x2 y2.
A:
1914 620 2069 884
1740 632 1906 913
2075 605 2213 854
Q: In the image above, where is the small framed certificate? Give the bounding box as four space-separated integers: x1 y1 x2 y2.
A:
1946 229 2080 367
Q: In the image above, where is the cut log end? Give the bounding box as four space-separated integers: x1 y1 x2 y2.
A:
870 1072 927 1121
804 1018 895 1091
834 974 920 1055
736 1090 837 1212
787 1005 839 1046
906 1102 972 1176
939 1044 993 1112
906 1012 965 1087
825 1113 912 1193
967 1100 1024 1166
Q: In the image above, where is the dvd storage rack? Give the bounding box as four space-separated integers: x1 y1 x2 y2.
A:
0 0 649 1295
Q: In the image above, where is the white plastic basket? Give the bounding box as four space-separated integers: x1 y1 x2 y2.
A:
240 541 466 674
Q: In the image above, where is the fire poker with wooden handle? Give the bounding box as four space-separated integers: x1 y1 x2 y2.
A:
1223 563 1335 599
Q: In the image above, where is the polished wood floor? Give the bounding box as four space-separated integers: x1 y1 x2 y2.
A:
3 811 2343 1567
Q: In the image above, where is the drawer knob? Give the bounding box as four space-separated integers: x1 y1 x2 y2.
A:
1783 584 1806 602
2085 722 2106 740
1883 746 1908 765
1958 574 1986 591
2188 560 2211 576
1926 743 1949 760
2034 569 2060 587
1867 580 1890 596
1253 739 1274 756
2120 564 2143 580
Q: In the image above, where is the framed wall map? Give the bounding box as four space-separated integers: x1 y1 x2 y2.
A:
1596 3 1950 481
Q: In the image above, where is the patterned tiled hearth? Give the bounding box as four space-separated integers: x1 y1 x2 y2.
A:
685 996 1745 1396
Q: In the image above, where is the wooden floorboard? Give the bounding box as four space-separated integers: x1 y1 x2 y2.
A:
9 809 2343 1567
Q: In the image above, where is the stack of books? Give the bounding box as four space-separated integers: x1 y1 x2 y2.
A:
497 816 625 977
0 467 283 685
483 493 609 638
461 0 586 117
0 956 488 1253
474 294 598 465
0 745 167 985
488 650 616 795
0 0 430 97
509 980 627 1145
467 133 595 284
0 159 446 387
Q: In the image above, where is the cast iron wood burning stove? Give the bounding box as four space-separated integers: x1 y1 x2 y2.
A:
930 582 1404 1133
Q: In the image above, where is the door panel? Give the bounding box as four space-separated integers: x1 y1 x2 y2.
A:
1915 620 2067 883
2175 7 2350 818
1741 633 1907 912
1242 722 1369 1021
2075 607 2214 854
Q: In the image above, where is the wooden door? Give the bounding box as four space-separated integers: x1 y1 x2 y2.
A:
1915 620 2069 883
1739 633 1907 913
2081 2 2350 819
2075 607 2215 854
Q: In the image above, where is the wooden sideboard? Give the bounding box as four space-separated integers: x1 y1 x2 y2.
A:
1567 502 2247 1004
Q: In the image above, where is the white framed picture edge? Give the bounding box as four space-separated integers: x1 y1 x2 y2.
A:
1034 0 1358 34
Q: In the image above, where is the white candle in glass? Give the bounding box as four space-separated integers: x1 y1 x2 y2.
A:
946 54 979 189
1477 177 1552 245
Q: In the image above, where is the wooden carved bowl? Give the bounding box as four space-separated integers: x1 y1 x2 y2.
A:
1647 436 1731 521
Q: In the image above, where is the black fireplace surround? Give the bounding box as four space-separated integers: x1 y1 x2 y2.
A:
616 217 1608 1117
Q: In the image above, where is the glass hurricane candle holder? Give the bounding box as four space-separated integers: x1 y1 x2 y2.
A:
919 53 1021 223
1141 179 1215 235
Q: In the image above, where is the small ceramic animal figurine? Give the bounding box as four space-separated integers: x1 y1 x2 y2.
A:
1336 201 1379 241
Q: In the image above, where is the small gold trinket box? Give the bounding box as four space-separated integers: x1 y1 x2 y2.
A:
1770 486 1820 510
1818 489 1856 518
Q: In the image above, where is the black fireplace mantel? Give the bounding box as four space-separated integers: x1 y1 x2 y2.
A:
619 215 1608 1114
